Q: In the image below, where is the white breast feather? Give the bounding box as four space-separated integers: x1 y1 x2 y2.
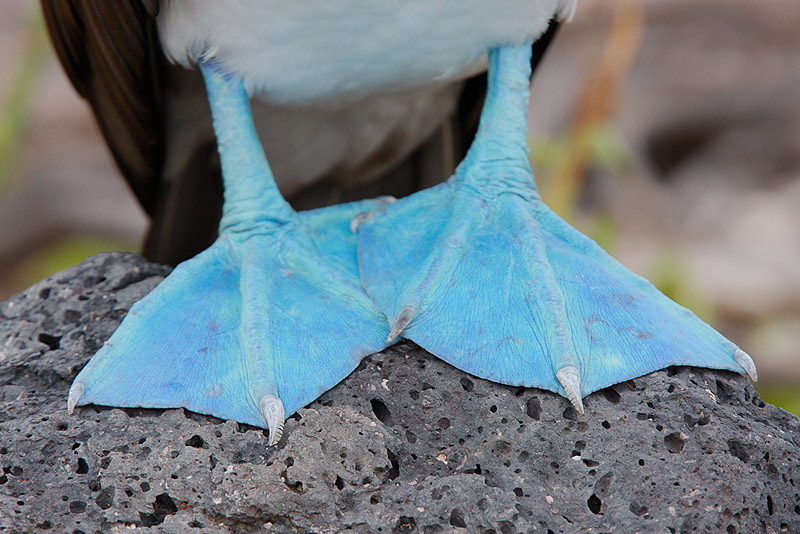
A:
158 0 578 104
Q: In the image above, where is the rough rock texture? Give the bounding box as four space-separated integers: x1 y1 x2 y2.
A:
1 253 799 533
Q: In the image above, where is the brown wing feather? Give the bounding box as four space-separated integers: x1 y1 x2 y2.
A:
40 0 165 214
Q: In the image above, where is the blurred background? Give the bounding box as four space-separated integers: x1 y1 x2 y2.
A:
1 0 798 413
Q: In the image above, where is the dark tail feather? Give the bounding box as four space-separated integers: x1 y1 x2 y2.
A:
143 141 223 266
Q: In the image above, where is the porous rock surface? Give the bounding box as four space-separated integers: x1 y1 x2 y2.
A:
0 252 798 534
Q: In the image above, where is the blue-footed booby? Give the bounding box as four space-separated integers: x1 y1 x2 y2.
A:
41 0 756 445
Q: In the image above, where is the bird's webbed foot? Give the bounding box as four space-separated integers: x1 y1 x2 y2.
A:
70 200 390 444
356 44 756 411
68 58 391 445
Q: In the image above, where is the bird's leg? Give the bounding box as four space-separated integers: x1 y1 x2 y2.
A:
357 43 756 411
68 60 390 445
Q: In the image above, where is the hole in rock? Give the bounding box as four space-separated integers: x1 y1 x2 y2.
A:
386 450 400 480
587 494 602 514
394 516 416 533
449 509 467 528
75 458 88 474
184 435 205 448
602 387 621 404
664 432 686 453
526 397 542 420
370 398 391 423
38 333 61 351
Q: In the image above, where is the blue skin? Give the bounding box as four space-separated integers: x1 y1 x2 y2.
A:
69 61 390 440
358 43 754 408
70 43 755 438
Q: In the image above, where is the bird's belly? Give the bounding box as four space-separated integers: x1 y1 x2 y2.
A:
158 0 567 103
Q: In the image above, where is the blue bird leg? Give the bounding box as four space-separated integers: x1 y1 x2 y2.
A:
67 60 391 444
357 43 757 412
200 62 293 233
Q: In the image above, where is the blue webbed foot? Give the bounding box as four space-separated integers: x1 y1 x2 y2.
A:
357 44 757 411
70 199 390 443
68 60 390 444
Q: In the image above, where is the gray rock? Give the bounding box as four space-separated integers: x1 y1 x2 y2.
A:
1 252 798 533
